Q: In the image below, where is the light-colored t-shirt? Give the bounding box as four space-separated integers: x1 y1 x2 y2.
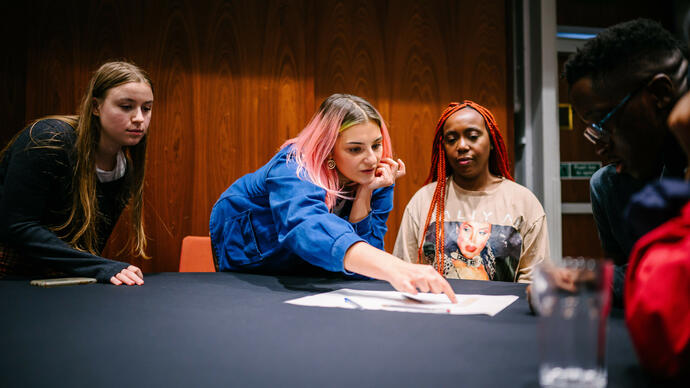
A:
96 150 126 183
393 177 549 283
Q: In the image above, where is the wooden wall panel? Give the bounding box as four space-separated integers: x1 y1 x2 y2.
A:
384 1 511 250
562 215 606 259
195 0 248 237
386 2 454 250
24 2 81 121
135 0 200 271
315 0 387 103
0 3 26 147
3 0 512 272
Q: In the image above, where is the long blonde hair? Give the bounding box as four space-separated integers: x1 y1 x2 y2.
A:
4 61 152 258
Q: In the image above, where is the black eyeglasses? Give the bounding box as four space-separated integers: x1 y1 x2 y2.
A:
582 78 653 144
583 90 634 144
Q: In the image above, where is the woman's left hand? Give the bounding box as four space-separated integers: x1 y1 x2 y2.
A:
366 158 406 191
350 158 406 223
110 265 145 286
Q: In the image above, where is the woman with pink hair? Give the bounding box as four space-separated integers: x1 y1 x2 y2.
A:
210 94 456 301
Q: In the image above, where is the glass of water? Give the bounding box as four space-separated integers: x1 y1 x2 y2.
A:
531 257 613 388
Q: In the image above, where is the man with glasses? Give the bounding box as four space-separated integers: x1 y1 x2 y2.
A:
622 15 690 378
564 18 688 304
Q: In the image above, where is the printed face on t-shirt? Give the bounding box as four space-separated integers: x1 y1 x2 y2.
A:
457 221 491 259
423 221 522 281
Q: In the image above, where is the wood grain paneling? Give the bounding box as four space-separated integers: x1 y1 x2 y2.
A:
383 1 511 249
387 2 455 250
562 215 606 258
196 0 249 237
3 0 512 271
136 0 199 271
315 0 386 103
24 1 81 121
0 3 26 146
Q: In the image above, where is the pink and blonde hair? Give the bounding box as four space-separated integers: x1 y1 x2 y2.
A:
282 94 392 209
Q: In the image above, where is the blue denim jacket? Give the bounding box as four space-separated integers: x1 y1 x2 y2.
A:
209 146 393 274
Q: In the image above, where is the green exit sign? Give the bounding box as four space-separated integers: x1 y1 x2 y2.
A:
560 162 602 180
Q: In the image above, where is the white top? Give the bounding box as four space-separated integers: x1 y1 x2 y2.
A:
96 150 126 183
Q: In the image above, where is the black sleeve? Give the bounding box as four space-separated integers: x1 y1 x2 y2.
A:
0 123 128 282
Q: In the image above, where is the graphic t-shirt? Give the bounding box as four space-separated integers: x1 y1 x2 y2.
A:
393 177 549 283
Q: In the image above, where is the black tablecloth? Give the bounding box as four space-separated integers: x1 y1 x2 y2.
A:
1 273 651 387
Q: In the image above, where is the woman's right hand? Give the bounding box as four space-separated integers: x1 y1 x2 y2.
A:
385 260 458 303
343 242 457 303
110 265 144 286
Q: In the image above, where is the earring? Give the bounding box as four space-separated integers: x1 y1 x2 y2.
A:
327 159 336 170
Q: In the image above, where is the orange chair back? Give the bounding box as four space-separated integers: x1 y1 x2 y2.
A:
179 236 216 272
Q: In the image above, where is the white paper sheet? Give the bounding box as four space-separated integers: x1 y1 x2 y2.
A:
285 288 519 316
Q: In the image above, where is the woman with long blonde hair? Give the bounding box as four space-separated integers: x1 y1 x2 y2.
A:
210 94 456 301
0 61 153 286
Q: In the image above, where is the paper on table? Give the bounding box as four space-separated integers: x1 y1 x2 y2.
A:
285 288 519 316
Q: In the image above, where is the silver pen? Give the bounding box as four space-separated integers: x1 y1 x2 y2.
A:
382 304 451 313
344 297 364 309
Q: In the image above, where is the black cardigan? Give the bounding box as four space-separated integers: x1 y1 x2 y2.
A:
0 119 131 282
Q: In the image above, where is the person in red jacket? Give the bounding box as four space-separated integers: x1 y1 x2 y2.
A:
624 181 690 379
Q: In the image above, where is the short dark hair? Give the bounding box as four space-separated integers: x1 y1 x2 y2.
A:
564 18 687 90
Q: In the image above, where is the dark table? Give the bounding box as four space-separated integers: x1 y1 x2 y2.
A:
1 273 650 387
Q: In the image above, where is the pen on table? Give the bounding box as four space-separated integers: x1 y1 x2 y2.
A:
382 304 451 313
344 297 364 310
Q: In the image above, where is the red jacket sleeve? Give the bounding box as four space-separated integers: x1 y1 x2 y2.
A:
625 202 690 378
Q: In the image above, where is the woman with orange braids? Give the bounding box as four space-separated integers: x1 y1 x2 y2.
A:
393 101 549 282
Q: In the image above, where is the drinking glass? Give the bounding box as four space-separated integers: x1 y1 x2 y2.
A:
531 257 613 388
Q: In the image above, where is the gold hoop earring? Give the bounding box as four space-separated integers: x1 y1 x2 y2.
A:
327 159 336 170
